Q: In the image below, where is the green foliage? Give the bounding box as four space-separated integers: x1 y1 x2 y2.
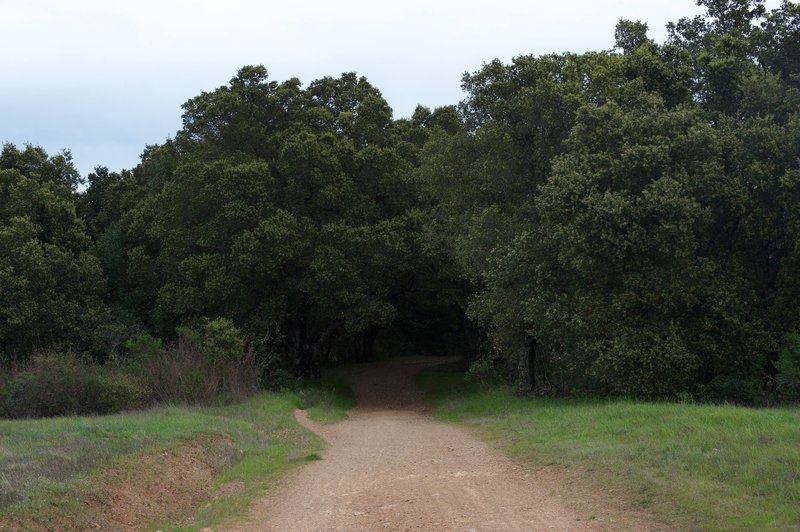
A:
137 327 258 405
0 351 147 418
85 372 148 414
0 148 109 358
0 143 82 190
414 1 800 399
775 333 800 402
529 97 729 395
465 357 506 387
125 334 163 358
201 318 245 364
700 374 758 404
295 375 356 424
5 0 800 406
92 66 447 377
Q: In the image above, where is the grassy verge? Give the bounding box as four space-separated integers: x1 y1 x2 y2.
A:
418 369 800 531
0 381 353 530
297 375 357 424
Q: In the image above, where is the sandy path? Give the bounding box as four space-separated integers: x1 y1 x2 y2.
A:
230 359 662 531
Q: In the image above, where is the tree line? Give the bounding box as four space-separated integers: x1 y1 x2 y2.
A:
2 0 799 407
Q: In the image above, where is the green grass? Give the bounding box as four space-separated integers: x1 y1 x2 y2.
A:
0 380 354 530
296 375 357 424
418 370 800 531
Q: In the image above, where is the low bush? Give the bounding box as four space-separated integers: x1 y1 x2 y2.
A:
85 372 149 414
0 319 264 418
700 374 757 405
465 356 505 387
0 351 147 418
140 321 260 404
201 318 244 364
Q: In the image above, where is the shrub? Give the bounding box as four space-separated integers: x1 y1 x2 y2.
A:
0 351 147 418
201 318 244 363
125 334 163 359
139 324 260 404
295 376 356 422
2 352 91 417
85 372 148 414
592 329 699 397
466 357 505 387
141 335 208 403
121 334 164 378
700 374 756 405
264 368 301 391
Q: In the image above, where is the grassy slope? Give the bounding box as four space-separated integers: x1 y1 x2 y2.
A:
0 379 354 530
418 370 800 531
297 375 357 424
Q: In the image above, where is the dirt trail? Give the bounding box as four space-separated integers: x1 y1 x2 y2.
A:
230 358 664 531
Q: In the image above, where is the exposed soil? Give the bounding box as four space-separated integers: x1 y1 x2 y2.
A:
230 358 668 531
0 439 228 532
87 439 225 530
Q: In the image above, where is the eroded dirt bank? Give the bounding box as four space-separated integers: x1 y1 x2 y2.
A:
231 359 666 531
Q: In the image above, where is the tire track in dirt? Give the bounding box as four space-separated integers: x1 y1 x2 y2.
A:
229 358 666 531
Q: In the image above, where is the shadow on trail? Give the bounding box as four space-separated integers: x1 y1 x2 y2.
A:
334 357 462 413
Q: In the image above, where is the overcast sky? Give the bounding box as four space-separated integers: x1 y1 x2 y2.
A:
0 0 781 177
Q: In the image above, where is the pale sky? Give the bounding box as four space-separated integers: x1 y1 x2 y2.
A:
0 0 780 177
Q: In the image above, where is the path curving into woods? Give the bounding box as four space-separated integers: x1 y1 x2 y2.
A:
229 358 664 531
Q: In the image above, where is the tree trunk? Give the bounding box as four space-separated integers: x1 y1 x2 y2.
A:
533 343 552 394
288 317 307 373
305 320 343 378
362 327 376 362
353 327 376 363
517 338 537 394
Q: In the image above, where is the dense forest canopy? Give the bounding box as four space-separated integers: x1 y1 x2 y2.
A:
2 0 800 407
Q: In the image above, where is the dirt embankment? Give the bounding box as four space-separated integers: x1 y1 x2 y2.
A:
231 359 668 531
1 438 231 531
